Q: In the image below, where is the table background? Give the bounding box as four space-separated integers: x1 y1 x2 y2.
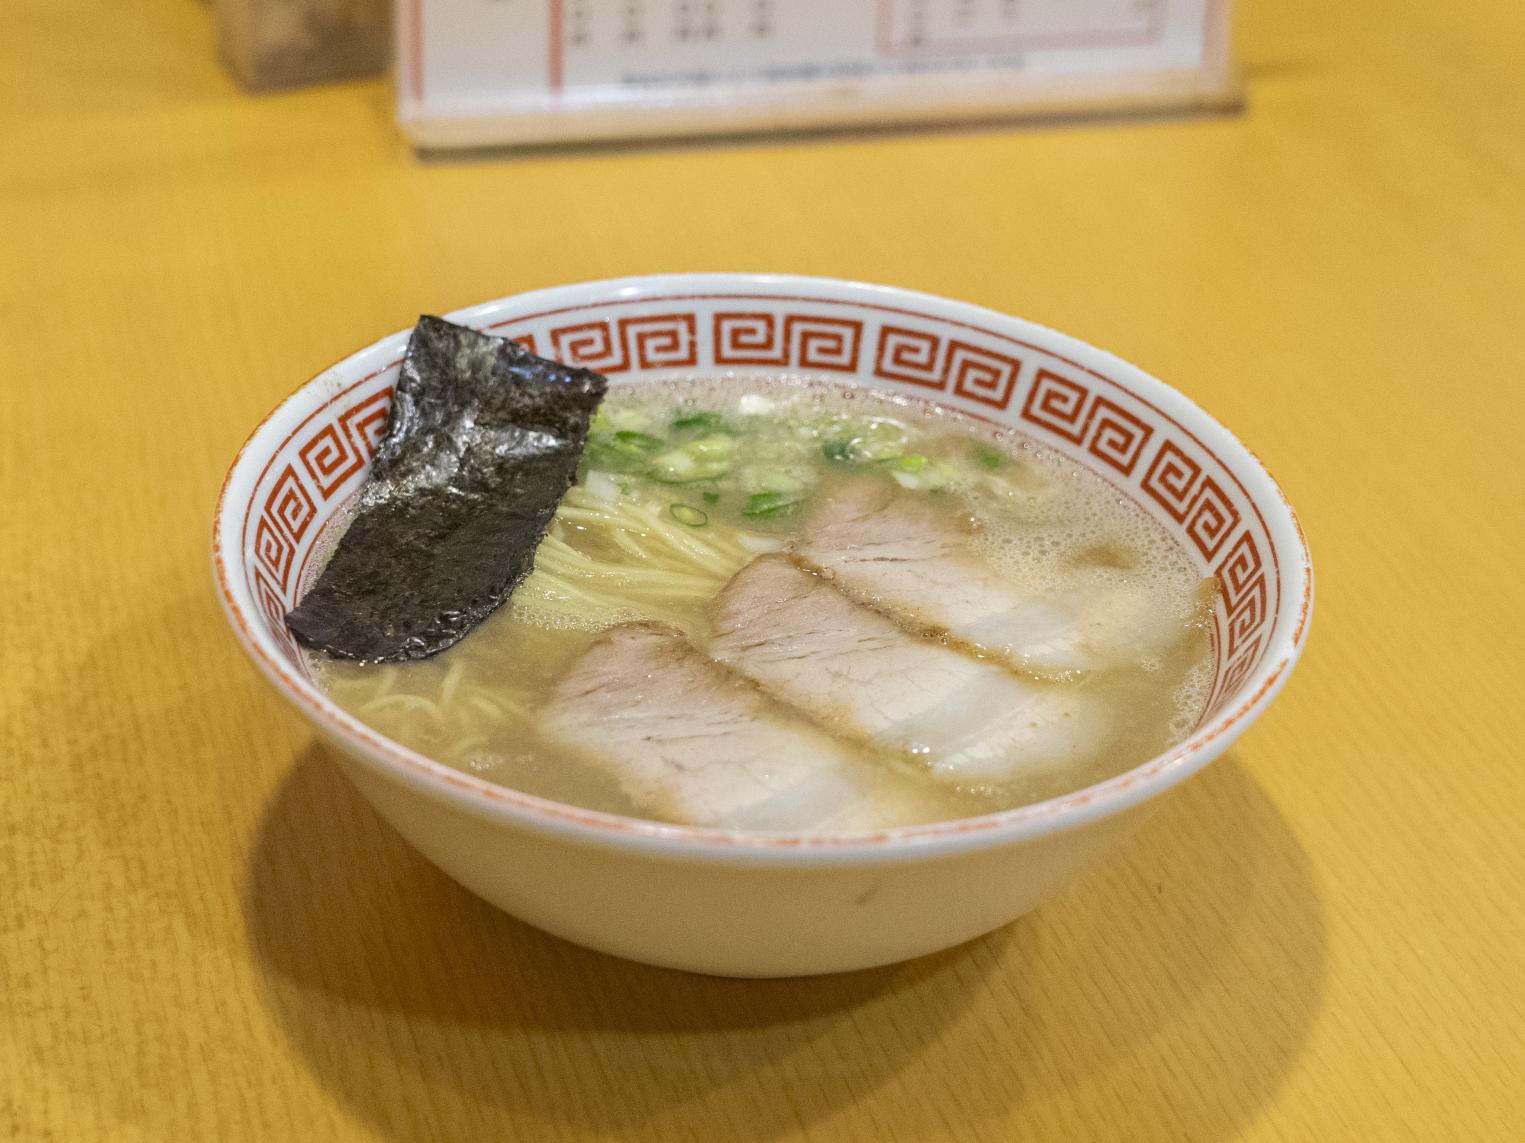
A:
3 1 1522 1139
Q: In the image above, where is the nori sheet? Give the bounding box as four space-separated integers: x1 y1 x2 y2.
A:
286 315 608 662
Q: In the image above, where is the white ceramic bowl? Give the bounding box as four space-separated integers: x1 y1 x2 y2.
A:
214 274 1312 977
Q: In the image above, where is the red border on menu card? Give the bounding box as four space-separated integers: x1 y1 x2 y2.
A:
407 0 423 102
548 0 565 94
1202 0 1231 67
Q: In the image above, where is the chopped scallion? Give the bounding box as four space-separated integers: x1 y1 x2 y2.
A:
612 430 664 451
821 418 908 464
672 411 730 433
648 434 738 483
743 490 806 519
973 444 1003 470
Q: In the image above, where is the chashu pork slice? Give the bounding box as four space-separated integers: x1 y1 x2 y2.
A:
540 624 915 833
709 557 1108 784
795 481 1192 676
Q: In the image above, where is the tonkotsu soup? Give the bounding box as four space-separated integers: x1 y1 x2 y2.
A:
314 375 1215 833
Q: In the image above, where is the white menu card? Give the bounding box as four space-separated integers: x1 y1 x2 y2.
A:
398 1 1236 149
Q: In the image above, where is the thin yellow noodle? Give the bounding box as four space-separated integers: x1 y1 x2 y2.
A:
508 483 760 634
630 503 708 549
611 569 717 588
524 569 625 611
612 577 716 594
533 541 603 568
536 556 592 577
631 507 735 573
545 536 597 557
537 534 595 562
556 506 623 525
610 587 713 604
439 657 467 708
460 682 527 712
560 496 644 524
362 693 443 719
559 487 604 508
628 604 693 630
528 565 591 587
608 529 654 562
542 527 643 569
531 583 615 614
530 551 587 575
645 538 718 572
551 560 722 591
602 571 717 590
466 694 513 721
521 571 692 630
540 560 717 588
560 579 670 598
560 493 744 575
543 541 699 576
369 665 398 701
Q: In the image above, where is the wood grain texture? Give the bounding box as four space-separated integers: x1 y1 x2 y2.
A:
2 1 1522 1138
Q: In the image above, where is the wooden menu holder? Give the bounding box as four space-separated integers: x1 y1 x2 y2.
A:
215 0 389 91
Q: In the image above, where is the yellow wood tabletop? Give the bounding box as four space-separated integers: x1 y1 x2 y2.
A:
4 1 1523 1139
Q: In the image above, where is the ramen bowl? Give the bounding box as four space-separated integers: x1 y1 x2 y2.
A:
213 274 1312 977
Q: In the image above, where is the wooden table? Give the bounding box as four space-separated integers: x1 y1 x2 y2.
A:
4 1 1522 1138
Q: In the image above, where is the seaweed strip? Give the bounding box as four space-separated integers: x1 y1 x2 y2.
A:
287 315 608 662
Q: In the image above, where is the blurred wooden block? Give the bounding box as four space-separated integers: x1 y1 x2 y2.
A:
215 0 390 91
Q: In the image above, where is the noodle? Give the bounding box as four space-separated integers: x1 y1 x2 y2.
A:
511 484 756 632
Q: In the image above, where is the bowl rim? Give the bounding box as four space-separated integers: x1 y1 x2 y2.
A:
212 272 1313 866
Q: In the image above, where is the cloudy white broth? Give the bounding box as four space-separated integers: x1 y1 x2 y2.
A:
313 375 1215 833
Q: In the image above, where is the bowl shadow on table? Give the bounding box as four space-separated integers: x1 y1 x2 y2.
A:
245 742 1325 1141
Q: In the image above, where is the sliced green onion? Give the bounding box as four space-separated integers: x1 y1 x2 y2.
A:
687 434 735 460
822 439 855 464
890 457 955 492
701 490 721 504
613 430 664 451
743 490 806 519
648 434 738 483
672 410 730 433
585 444 645 474
669 504 709 527
821 418 908 464
856 418 908 462
973 443 1003 470
648 450 699 481
587 428 668 474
